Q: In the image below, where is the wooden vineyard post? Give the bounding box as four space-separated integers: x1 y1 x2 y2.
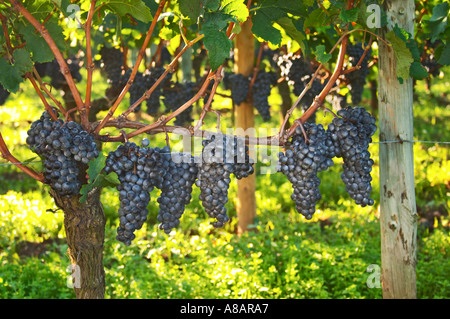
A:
378 0 418 299
234 18 256 235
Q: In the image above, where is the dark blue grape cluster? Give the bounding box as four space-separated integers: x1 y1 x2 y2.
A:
328 107 377 207
196 134 254 228
157 152 198 234
278 123 334 219
99 46 124 88
346 43 372 105
105 138 201 241
26 110 99 196
251 70 278 121
228 73 250 105
145 67 172 116
118 67 173 115
277 53 324 121
104 139 169 244
163 81 197 126
120 69 146 113
278 106 377 219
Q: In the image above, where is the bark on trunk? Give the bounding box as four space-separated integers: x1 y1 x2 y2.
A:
50 187 106 299
378 0 418 299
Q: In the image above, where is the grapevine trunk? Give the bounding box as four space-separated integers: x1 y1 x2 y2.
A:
50 187 106 299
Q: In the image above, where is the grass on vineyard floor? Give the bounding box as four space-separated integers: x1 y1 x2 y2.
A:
0 67 448 299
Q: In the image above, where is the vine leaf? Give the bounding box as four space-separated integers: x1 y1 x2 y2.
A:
201 12 234 70
339 7 359 23
13 49 34 75
0 49 33 93
423 1 449 41
179 0 204 21
251 0 307 46
221 0 249 23
392 26 429 81
314 45 332 64
17 21 66 63
275 17 306 53
101 0 153 23
79 152 119 203
409 61 429 80
386 31 413 81
437 42 450 65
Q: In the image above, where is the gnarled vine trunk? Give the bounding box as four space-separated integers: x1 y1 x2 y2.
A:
50 187 106 299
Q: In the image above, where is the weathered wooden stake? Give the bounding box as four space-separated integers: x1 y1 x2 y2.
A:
378 0 418 299
234 19 256 235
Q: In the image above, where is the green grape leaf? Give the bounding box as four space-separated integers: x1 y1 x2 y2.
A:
201 12 234 70
393 26 421 62
87 152 106 184
410 61 429 80
423 1 449 40
252 12 282 46
19 25 56 63
314 45 332 64
221 0 249 23
339 7 359 23
179 0 203 20
12 49 34 75
102 172 120 187
0 59 22 93
437 42 450 65
386 31 414 81
304 7 327 30
45 21 67 53
204 0 220 11
202 28 232 70
102 0 153 23
251 0 307 46
275 17 306 53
